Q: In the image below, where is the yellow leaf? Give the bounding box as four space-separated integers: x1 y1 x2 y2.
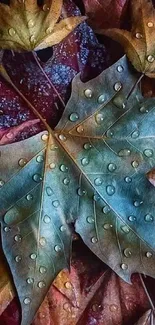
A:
0 0 86 52
97 0 155 77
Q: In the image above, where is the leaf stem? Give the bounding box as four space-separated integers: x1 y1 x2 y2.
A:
32 52 65 108
126 73 144 100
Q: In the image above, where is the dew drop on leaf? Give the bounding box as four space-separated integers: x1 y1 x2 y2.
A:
120 263 128 270
98 94 105 104
135 32 143 39
102 206 111 214
59 134 67 142
143 149 153 157
0 180 5 187
18 158 27 167
146 252 153 258
76 125 84 133
103 223 113 230
4 227 10 232
77 187 87 196
63 177 70 185
95 113 104 124
26 194 33 201
23 298 31 305
124 248 132 258
43 215 51 224
94 177 103 186
38 281 46 289
14 234 22 242
39 237 46 247
131 130 139 138
81 157 89 166
84 143 92 150
9 28 16 36
84 89 93 98
147 22 154 27
49 163 56 169
106 129 114 137
15 255 22 263
91 237 98 243
30 253 37 260
117 65 124 73
33 174 43 182
87 216 95 224
147 55 155 63
28 19 35 28
64 282 72 289
121 225 130 234
106 185 115 196
131 161 139 168
124 176 132 183
60 164 68 172
114 82 122 92
36 155 44 163
108 163 117 172
46 187 53 196
60 225 66 232
69 113 79 122
43 4 50 11
139 106 149 113
39 266 47 274
54 245 62 252
134 200 143 207
109 304 118 312
52 200 60 208
118 149 131 157
27 278 34 284
128 215 136 222
144 214 154 222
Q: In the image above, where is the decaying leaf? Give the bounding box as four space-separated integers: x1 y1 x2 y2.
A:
0 55 155 324
97 0 155 77
0 0 85 52
0 246 15 316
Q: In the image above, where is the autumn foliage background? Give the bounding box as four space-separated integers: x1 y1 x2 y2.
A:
0 0 155 324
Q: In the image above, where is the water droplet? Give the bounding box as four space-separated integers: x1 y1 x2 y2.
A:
94 177 103 186
106 129 114 137
146 252 153 258
102 206 111 214
106 185 115 196
63 303 71 312
135 32 143 39
69 113 79 122
124 176 132 183
54 245 62 252
144 214 154 222
36 155 44 163
46 187 53 196
144 149 153 157
147 55 155 63
84 89 93 98
76 125 84 133
39 266 47 274
60 225 67 232
108 163 117 172
103 223 113 230
117 65 124 73
50 144 58 151
39 237 46 247
49 163 56 169
59 134 67 142
9 28 16 36
27 278 34 284
64 282 72 289
84 143 92 150
4 226 10 232
26 194 33 201
30 35 36 43
0 180 5 187
118 149 131 157
134 200 143 207
33 174 43 182
110 304 118 312
63 177 70 185
91 237 98 243
81 157 89 166
113 96 126 109
15 255 22 262
52 200 60 208
38 281 46 288
131 161 139 168
95 113 104 124
98 94 105 104
43 215 51 224
128 215 137 222
77 187 87 196
43 4 49 11
147 22 154 27
24 297 31 305
92 304 102 312
46 27 52 34
114 82 122 92
139 106 149 113
28 19 34 28
14 234 22 242
30 253 37 260
120 263 128 270
121 225 130 234
124 248 132 258
87 216 95 224
60 164 68 172
131 130 139 138
18 158 27 167
93 194 100 201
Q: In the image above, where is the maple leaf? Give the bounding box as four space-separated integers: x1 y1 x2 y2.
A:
0 0 85 52
0 55 155 325
97 0 155 77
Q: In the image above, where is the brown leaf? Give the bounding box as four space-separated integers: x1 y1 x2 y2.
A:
98 0 155 77
147 169 155 187
0 0 85 52
83 0 129 29
0 246 14 316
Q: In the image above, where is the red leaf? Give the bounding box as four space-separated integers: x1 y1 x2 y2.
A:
83 0 129 29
